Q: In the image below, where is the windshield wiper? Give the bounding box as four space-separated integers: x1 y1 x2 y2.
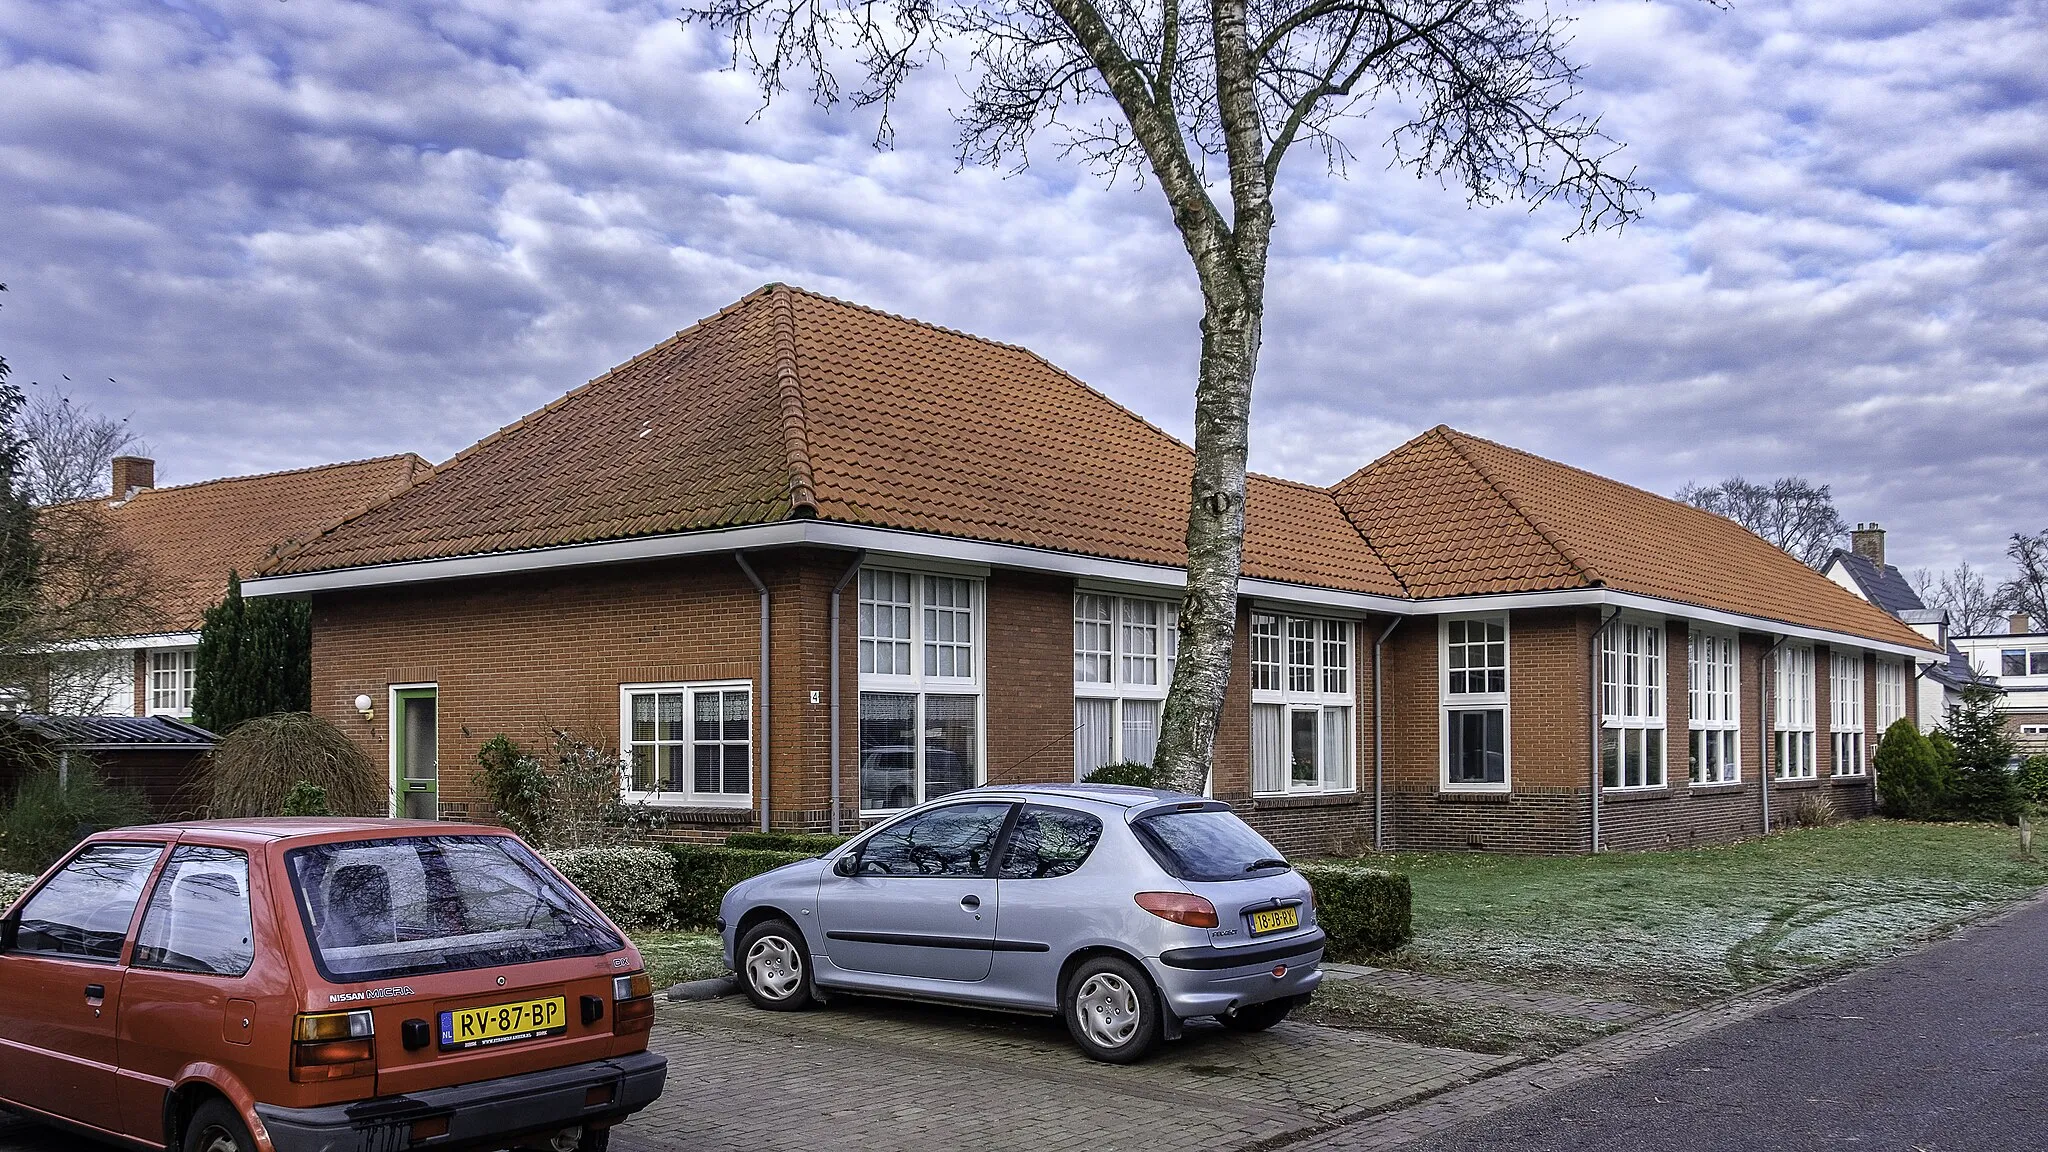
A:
1243 857 1290 873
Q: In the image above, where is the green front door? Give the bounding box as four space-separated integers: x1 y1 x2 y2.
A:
394 687 439 819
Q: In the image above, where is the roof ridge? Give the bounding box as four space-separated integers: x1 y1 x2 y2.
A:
79 451 429 509
1437 426 1606 587
768 285 819 517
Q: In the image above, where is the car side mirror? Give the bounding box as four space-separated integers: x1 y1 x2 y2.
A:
0 915 16 952
831 854 859 878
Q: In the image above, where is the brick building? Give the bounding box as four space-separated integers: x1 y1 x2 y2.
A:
245 285 1937 854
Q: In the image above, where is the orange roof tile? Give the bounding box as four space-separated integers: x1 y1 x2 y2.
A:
84 454 429 634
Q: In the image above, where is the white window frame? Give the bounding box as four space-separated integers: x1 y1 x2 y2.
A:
1440 614 1510 792
1830 652 1867 778
146 647 196 717
1688 628 1742 786
1251 610 1356 796
1773 645 1817 780
858 567 987 814
1875 659 1907 732
1600 618 1668 791
618 681 755 808
1072 592 1178 779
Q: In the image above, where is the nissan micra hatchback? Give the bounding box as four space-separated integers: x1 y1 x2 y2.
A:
718 785 1325 1062
0 819 666 1152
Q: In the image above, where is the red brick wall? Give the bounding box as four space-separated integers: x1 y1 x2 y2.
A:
984 570 1077 787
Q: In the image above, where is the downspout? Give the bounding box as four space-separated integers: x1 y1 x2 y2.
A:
1589 607 1622 853
827 551 866 835
1373 617 1402 852
1760 634 1791 836
735 554 771 834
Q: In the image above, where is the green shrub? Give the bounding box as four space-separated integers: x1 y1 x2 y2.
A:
546 846 680 930
0 764 151 873
0 871 35 910
1875 719 1946 820
200 712 382 818
1296 862 1412 959
1081 761 1159 788
724 831 848 855
282 781 330 817
666 845 813 929
2017 755 2048 811
475 735 550 842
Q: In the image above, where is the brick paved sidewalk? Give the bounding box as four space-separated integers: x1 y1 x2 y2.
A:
615 994 1512 1152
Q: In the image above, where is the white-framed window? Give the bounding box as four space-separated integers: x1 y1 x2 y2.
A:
1773 645 1817 780
1073 593 1179 778
1875 659 1907 731
1688 630 1741 785
1441 615 1509 790
1251 611 1355 795
1600 620 1666 790
620 681 753 807
1830 652 1867 777
858 568 984 812
147 648 195 716
2023 724 2048 735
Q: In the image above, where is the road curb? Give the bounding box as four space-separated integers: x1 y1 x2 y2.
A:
667 976 738 1001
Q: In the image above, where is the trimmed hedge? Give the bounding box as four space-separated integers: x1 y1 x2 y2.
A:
667 845 814 930
546 846 681 930
723 831 848 855
1297 863 1412 959
0 872 35 911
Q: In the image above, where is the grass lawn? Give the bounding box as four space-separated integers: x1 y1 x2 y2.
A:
633 929 727 990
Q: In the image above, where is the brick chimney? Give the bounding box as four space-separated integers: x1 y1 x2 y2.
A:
1850 522 1885 569
2013 613 2034 635
111 456 155 498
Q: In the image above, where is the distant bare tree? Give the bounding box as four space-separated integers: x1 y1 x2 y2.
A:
1676 476 1847 570
19 388 145 505
687 0 1687 792
2000 531 2048 629
1911 561 2005 636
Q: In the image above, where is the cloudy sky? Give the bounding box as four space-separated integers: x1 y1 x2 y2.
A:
1 0 2043 577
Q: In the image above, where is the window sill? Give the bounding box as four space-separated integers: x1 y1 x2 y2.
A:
1830 774 1872 785
1247 792 1363 810
1770 777 1821 790
1686 780 1746 791
1434 788 1512 803
1599 786 1671 802
621 799 755 821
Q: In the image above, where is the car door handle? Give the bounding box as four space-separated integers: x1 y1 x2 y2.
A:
85 984 105 1000
959 895 981 911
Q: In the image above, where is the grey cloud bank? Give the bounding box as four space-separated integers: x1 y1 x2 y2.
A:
0 0 2042 574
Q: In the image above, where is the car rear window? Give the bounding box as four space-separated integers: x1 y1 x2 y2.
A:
284 835 623 983
1132 808 1289 882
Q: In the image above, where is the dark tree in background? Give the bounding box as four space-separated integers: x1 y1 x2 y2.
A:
0 287 40 638
190 571 312 735
1910 561 2005 636
1677 476 1848 570
686 0 1675 791
1999 530 2048 626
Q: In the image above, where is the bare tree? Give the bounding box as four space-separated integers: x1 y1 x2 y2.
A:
1676 476 1847 571
19 388 145 505
2000 531 2048 629
1910 561 2005 636
687 0 1674 790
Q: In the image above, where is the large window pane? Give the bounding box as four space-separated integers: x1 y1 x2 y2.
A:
1322 706 1352 790
1120 699 1160 766
1252 703 1285 794
859 692 918 810
1074 698 1114 779
16 843 164 960
923 694 979 800
1449 708 1506 785
1290 709 1320 786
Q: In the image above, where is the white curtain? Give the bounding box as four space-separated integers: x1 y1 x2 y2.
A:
1121 699 1160 767
1074 698 1114 780
1253 704 1285 794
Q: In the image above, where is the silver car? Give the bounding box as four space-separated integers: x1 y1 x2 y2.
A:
716 784 1325 1062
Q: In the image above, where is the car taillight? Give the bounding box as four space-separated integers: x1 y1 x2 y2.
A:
613 971 655 1036
1134 891 1219 928
291 1010 375 1082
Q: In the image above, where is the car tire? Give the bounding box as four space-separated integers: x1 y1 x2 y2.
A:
1219 997 1294 1033
738 918 816 1011
183 1099 256 1152
1062 955 1162 1063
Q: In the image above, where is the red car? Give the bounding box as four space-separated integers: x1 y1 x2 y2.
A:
0 819 666 1152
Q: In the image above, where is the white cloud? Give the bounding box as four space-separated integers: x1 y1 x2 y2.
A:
0 0 2042 577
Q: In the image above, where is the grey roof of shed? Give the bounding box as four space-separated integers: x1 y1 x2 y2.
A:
10 714 218 748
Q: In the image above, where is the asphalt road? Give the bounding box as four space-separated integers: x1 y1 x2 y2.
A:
1388 893 2048 1152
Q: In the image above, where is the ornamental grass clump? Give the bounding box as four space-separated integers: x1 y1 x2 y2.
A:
199 712 382 818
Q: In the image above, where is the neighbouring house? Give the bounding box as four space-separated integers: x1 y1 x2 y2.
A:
1821 524 1988 733
42 453 430 719
244 285 1937 854
1953 613 2048 758
0 714 217 816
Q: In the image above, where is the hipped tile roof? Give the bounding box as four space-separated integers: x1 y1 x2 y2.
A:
86 454 429 633
271 285 1933 652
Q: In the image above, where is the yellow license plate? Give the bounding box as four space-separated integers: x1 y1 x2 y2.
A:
438 996 567 1051
1249 906 1300 936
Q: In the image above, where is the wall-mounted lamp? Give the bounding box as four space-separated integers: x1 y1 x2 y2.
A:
354 694 374 721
